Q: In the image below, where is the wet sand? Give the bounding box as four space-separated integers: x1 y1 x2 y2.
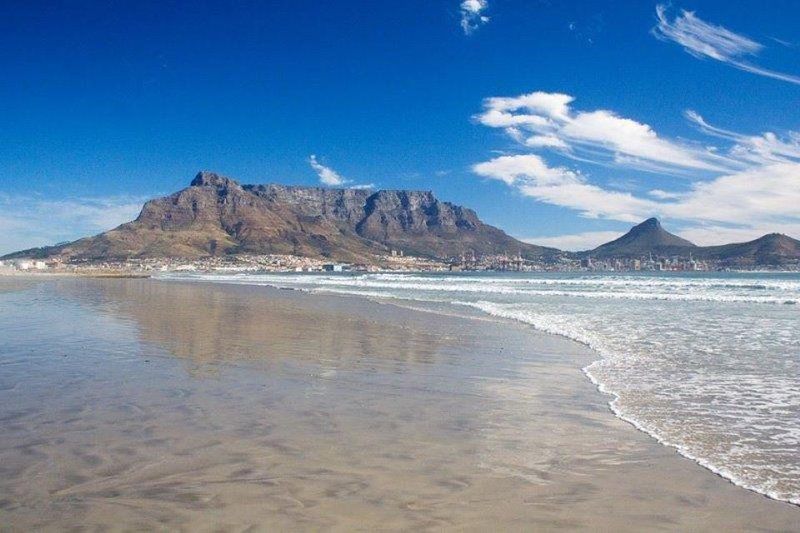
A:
0 277 798 531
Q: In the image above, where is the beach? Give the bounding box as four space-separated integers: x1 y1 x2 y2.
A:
1 276 798 531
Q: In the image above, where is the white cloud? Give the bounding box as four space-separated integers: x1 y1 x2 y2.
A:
0 194 145 255
686 110 800 165
471 91 800 244
473 155 800 239
309 155 349 186
524 231 624 251
475 91 731 174
460 0 489 35
473 154 657 223
653 5 800 85
524 135 569 149
648 189 681 200
662 162 800 227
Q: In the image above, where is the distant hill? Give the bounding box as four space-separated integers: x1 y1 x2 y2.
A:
585 217 696 258
3 171 558 263
696 233 800 267
583 218 800 267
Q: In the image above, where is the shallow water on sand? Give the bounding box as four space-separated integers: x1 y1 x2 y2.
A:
167 271 800 506
1 277 798 530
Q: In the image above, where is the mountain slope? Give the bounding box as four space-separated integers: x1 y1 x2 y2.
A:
697 233 800 266
5 171 557 262
586 218 696 258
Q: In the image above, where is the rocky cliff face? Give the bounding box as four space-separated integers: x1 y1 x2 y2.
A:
14 171 556 262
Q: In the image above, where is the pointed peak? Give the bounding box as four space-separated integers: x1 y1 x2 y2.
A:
190 171 240 188
637 217 661 229
589 217 695 257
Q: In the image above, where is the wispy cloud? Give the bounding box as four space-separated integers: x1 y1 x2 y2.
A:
473 154 657 223
472 90 800 245
475 91 735 174
348 183 376 190
308 155 376 189
309 155 349 186
685 110 800 165
653 4 800 85
460 0 489 35
0 194 145 255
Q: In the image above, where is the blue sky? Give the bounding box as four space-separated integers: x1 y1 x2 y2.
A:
1 0 799 253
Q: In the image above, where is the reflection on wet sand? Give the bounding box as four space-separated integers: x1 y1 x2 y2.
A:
61 278 445 369
1 278 798 531
0 277 41 294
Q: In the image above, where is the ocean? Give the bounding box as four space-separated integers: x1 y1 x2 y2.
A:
164 270 800 505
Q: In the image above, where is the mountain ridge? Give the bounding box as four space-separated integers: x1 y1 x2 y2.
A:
4 171 557 263
696 233 800 266
3 173 799 268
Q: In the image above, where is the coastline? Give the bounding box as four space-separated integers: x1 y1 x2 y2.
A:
0 270 151 279
136 278 800 523
164 275 800 512
0 276 797 530
455 299 800 507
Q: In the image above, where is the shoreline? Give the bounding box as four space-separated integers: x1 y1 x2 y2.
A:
171 276 800 509
3 265 800 279
450 298 800 508
0 270 151 279
1 276 798 529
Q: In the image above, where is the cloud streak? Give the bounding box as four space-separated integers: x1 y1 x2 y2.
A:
476 91 735 174
309 155 349 186
460 0 489 35
473 154 655 223
308 155 375 189
653 4 800 85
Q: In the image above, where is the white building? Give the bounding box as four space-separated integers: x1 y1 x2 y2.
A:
14 260 34 270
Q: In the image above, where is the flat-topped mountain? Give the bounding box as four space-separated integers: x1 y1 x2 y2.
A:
5 171 557 262
585 217 696 258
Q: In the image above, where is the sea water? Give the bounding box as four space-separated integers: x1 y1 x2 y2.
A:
164 270 800 505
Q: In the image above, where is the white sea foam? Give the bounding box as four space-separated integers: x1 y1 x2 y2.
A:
160 270 800 505
457 300 800 506
161 272 800 304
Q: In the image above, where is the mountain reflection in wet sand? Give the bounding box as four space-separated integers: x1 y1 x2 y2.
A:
0 277 797 531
